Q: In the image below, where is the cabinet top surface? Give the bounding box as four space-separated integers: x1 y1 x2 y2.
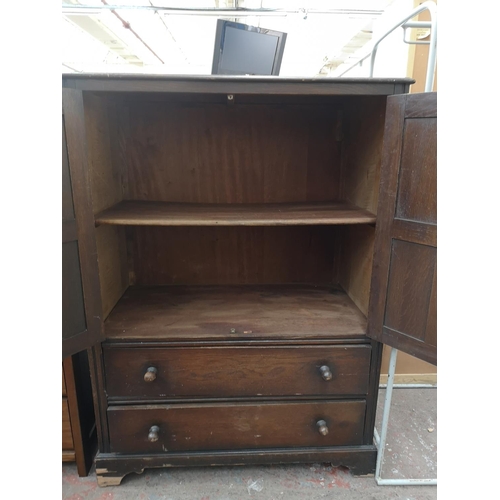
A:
62 73 414 95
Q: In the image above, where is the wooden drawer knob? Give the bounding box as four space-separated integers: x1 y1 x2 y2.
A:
144 367 158 382
148 425 160 442
319 365 333 381
317 420 329 436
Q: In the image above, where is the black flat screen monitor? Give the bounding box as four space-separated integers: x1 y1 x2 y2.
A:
211 19 287 76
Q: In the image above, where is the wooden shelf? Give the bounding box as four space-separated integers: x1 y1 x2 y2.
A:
104 284 367 341
95 201 376 227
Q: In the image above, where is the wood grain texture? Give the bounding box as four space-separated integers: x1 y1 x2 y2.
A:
338 225 376 316
62 117 75 221
62 399 74 450
62 109 87 346
62 89 103 358
62 451 76 462
404 91 436 118
125 103 340 204
83 93 126 214
107 400 366 453
88 345 111 454
367 92 437 365
380 327 436 365
363 340 383 445
130 226 337 286
96 93 359 105
384 240 436 342
62 241 87 340
395 118 437 224
94 446 378 485
392 219 436 247
95 201 376 227
103 345 371 399
62 367 67 396
104 285 367 340
425 266 437 348
340 97 386 214
95 225 129 320
63 353 97 477
367 96 405 344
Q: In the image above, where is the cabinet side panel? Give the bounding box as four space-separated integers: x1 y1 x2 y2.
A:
340 97 386 214
338 225 375 317
84 94 130 317
83 93 127 214
95 225 129 319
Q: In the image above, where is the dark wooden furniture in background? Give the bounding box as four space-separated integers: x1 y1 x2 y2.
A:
62 351 97 476
61 75 437 486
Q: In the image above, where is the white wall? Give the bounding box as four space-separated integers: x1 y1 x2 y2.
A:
341 0 413 78
371 0 413 77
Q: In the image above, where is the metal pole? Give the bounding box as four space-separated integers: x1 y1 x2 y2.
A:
336 1 437 80
369 0 437 91
379 383 436 388
375 347 397 481
374 348 437 486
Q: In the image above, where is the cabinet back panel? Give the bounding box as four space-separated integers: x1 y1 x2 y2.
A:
130 226 337 286
125 103 341 204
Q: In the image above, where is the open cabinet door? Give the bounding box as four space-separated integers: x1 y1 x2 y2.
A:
62 89 103 359
368 92 437 366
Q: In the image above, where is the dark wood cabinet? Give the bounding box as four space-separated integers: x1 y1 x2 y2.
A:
61 75 437 486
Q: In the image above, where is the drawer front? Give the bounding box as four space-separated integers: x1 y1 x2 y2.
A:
103 345 371 399
108 400 365 453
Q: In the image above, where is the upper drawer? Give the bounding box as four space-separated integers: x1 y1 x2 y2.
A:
103 345 371 399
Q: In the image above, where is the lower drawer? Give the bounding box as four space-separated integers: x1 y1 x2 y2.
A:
108 400 366 454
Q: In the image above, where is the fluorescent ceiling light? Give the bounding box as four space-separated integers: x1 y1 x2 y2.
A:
62 5 384 17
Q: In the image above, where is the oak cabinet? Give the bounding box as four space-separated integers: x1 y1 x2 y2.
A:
62 75 436 486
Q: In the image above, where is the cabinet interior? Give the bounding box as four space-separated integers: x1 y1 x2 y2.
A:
82 91 386 338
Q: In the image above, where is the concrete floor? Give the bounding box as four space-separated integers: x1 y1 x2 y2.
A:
62 388 436 500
